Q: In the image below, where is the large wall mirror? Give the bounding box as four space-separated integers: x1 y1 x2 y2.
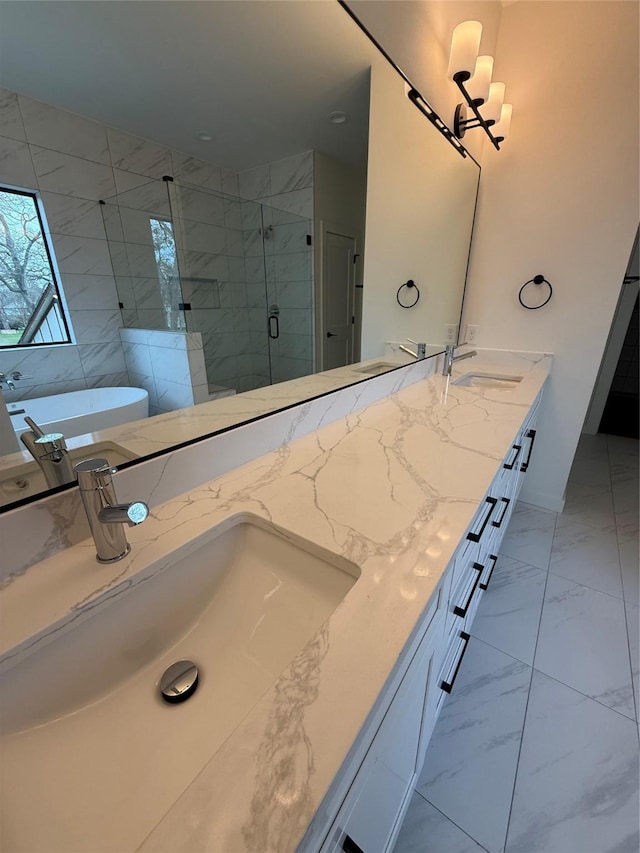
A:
0 0 480 511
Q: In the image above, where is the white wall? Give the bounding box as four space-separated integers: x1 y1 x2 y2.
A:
462 1 639 509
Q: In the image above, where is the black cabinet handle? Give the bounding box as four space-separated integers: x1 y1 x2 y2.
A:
268 315 279 339
343 834 365 853
327 331 338 338
503 444 522 470
453 562 483 617
480 554 498 590
520 429 537 472
466 497 498 542
440 632 471 694
492 497 511 528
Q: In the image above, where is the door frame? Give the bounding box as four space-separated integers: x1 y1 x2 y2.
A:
315 219 358 372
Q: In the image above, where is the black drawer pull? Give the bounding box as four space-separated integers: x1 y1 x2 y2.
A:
480 554 498 590
343 834 365 853
440 632 471 694
520 429 537 472
503 444 522 470
466 497 498 542
492 497 511 528
453 562 483 617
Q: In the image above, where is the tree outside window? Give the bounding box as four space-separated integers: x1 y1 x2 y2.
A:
0 187 71 347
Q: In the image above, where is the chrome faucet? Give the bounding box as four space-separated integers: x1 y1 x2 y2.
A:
74 458 149 563
20 416 75 488
0 373 15 391
399 338 427 360
442 343 477 376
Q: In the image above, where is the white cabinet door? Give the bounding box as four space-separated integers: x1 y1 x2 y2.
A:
321 626 439 853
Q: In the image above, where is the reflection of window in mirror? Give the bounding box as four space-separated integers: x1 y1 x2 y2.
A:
149 218 184 331
0 186 73 348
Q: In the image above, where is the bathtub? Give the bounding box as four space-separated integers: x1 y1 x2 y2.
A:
8 387 149 440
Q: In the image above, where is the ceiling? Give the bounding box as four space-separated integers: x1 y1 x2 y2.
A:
0 1 373 171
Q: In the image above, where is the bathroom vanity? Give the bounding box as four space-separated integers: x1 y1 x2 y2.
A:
0 348 552 853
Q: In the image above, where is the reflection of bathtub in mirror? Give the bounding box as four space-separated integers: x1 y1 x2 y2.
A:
7 387 149 441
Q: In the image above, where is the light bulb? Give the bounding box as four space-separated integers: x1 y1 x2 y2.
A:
493 103 513 141
447 21 482 83
481 82 505 124
466 55 493 105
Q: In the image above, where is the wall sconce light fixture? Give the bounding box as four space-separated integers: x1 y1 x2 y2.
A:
448 20 512 149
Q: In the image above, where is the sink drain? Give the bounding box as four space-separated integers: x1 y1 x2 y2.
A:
159 660 199 703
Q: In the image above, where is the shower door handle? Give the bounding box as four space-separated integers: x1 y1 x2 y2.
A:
268 304 280 339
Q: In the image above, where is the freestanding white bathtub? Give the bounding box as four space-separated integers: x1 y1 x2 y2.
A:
8 387 149 440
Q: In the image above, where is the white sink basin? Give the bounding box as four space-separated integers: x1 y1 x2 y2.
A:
355 361 402 375
0 441 138 504
453 372 523 390
0 516 358 852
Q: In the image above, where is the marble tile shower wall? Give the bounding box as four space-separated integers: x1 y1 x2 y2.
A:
0 87 238 405
119 328 208 417
239 151 314 385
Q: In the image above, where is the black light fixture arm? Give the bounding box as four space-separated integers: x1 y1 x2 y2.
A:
453 75 501 149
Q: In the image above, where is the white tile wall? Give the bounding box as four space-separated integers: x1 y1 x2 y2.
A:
0 86 239 407
120 328 208 415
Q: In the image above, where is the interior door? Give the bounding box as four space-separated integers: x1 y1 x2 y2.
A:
323 229 355 370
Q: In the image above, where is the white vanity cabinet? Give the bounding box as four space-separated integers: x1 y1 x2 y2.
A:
311 393 542 853
319 587 447 853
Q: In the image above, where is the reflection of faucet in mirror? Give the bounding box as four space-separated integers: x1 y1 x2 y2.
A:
20 416 75 489
399 339 427 360
75 458 149 563
442 343 478 376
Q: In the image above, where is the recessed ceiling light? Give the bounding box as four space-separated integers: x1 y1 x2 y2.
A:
195 131 213 141
328 111 349 125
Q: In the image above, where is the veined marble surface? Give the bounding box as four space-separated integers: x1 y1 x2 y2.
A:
0 346 442 479
0 348 552 853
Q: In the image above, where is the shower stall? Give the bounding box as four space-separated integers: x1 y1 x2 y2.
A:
101 176 314 397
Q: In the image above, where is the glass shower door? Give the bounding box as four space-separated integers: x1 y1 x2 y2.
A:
260 203 314 384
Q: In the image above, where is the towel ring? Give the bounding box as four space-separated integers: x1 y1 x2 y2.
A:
397 279 420 308
518 274 553 310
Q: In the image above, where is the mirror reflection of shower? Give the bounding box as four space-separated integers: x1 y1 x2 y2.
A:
100 176 313 400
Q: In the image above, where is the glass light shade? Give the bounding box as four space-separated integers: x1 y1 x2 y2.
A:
481 82 506 124
447 21 482 82
493 103 513 140
466 55 494 105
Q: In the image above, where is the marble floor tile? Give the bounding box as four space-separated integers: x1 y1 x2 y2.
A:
499 503 557 571
613 478 639 540
505 671 639 853
548 518 623 598
557 479 616 533
567 449 612 488
626 601 639 720
619 530 639 605
574 432 609 459
535 573 635 718
607 435 639 466
395 793 487 853
417 639 531 853
471 557 547 666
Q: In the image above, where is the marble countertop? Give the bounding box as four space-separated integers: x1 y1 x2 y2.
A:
0 346 442 482
0 348 552 853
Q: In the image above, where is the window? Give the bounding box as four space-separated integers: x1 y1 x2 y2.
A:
0 186 72 347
